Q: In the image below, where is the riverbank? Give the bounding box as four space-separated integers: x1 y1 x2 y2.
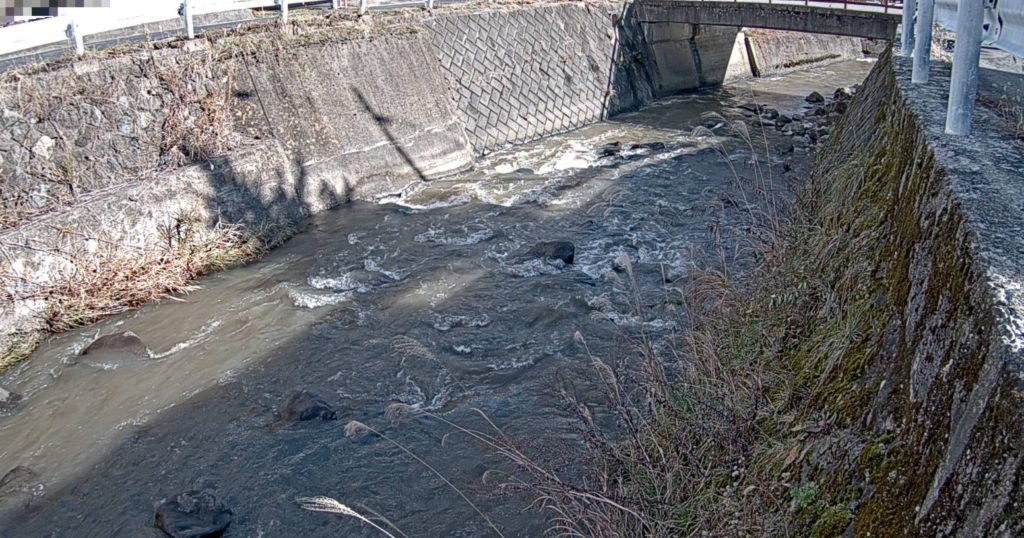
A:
0 0 882 372
554 51 1024 536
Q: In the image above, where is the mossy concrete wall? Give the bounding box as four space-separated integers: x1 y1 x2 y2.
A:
789 51 1024 535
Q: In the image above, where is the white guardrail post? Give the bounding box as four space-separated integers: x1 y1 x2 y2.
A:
899 0 917 56
332 0 341 8
280 0 288 24
945 0 985 135
358 0 367 15
66 19 85 55
181 0 195 39
427 0 435 9
912 0 936 82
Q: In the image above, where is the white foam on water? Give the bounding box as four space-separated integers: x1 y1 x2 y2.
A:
432 313 491 332
414 224 495 246
309 272 367 292
150 319 224 359
288 289 352 309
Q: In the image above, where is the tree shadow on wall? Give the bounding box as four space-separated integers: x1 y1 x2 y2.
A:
351 86 429 182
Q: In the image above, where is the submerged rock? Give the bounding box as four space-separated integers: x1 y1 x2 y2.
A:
280 391 338 422
0 466 37 497
599 141 624 157
154 491 232 538
806 91 825 104
0 388 21 411
525 241 575 265
81 331 150 359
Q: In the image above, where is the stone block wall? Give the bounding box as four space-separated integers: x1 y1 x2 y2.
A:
423 4 619 153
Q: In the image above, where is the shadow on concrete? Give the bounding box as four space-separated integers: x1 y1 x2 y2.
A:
352 86 429 182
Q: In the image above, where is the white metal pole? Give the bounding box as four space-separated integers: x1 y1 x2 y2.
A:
280 0 288 24
912 0 935 83
945 0 985 135
899 0 917 56
332 0 341 8
67 20 84 55
358 0 367 15
181 0 195 40
427 0 434 8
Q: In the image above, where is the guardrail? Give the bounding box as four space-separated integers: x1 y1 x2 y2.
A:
0 0 401 58
936 0 1023 56
694 0 903 15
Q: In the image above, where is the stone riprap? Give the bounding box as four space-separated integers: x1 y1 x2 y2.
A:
0 1 880 365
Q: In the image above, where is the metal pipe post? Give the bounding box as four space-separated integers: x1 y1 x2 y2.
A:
912 0 935 83
427 0 434 8
945 0 985 135
358 0 367 15
181 0 195 40
332 0 341 8
67 20 84 55
900 0 917 56
280 0 288 24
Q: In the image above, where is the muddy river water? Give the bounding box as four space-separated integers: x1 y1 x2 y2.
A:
0 61 873 537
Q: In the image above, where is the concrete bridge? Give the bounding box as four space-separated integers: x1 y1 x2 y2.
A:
635 0 903 40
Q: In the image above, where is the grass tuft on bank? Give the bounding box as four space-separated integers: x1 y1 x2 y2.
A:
0 220 284 373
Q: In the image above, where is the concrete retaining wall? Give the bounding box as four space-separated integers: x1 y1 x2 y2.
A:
423 4 618 153
787 52 1024 535
744 28 866 76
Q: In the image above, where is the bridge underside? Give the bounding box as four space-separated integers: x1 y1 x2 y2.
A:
635 1 900 40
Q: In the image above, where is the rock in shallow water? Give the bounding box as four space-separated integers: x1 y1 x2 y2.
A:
0 466 37 497
525 241 575 265
155 491 232 538
0 387 21 411
806 91 825 104
81 331 150 358
280 391 338 422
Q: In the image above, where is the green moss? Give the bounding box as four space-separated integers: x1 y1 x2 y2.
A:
812 505 852 537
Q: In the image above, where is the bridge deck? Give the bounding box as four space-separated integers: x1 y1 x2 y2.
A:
636 0 903 40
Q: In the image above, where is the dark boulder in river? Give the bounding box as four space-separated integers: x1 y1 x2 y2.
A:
155 491 232 538
280 391 338 422
805 91 825 103
525 241 575 265
81 331 150 358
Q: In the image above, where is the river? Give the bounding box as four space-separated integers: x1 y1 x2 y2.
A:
0 60 873 537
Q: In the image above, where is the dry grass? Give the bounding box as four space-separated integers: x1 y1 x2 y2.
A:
1 220 270 342
978 94 1024 141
